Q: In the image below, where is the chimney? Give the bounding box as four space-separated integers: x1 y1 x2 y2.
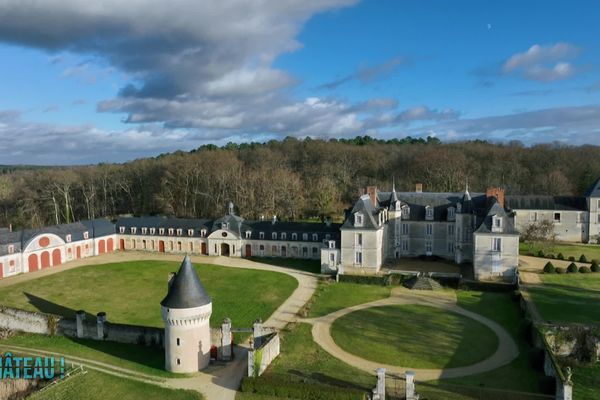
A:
486 187 505 208
366 186 378 207
272 215 277 225
415 183 423 193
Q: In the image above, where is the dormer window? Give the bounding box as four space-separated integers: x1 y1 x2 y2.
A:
447 207 455 221
292 233 297 240
272 232 277 240
259 232 265 239
302 233 308 241
83 231 89 240
66 234 72 243
8 245 14 254
456 203 462 213
312 233 318 241
425 206 434 220
355 213 364 227
131 227 137 234
401 205 410 219
141 227 147 235
245 231 251 239
177 229 182 236
150 228 156 235
281 232 287 240
119 226 125 234
328 240 335 249
222 222 228 230
168 228 174 236
201 229 207 237
159 228 165 235
188 229 194 236
492 216 503 232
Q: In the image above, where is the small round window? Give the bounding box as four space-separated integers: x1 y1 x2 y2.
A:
221 232 227 237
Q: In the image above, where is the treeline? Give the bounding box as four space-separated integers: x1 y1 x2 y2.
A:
1 136 599 229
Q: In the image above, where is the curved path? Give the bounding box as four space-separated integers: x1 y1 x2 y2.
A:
0 251 319 400
306 288 519 380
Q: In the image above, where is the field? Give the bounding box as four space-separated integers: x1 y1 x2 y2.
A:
528 272 600 324
307 281 391 318
520 242 600 262
330 304 499 369
27 370 202 400
0 260 298 329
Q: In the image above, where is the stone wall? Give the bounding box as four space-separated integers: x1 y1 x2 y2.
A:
247 332 280 378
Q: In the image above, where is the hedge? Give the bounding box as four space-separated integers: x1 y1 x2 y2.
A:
568 256 576 262
567 263 578 273
543 262 555 274
240 376 367 400
459 280 517 292
579 266 591 273
338 274 388 286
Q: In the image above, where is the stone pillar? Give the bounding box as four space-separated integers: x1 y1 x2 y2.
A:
96 312 107 340
560 382 573 400
405 370 416 400
253 319 263 349
375 367 385 400
76 310 86 338
221 318 232 361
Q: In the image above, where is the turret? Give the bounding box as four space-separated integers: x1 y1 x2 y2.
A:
161 256 212 372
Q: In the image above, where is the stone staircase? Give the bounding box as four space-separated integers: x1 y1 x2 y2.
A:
403 275 443 290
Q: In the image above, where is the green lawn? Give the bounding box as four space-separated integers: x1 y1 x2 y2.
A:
307 281 391 318
528 273 600 324
330 304 498 369
520 242 600 262
443 291 546 394
247 257 321 274
0 333 176 378
573 362 600 399
0 260 297 329
27 369 202 400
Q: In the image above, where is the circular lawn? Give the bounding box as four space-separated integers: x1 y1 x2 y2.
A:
330 304 499 369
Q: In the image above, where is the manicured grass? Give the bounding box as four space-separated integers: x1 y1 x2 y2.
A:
248 257 321 274
331 304 498 369
0 333 176 378
307 281 391 318
573 362 600 399
443 291 546 394
0 260 297 329
520 242 600 262
27 369 202 400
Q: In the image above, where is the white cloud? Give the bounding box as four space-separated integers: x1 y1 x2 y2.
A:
502 43 580 82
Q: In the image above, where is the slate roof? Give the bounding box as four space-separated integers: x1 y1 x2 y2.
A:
474 198 519 235
505 196 587 211
246 221 340 241
342 194 382 230
116 216 213 236
22 222 91 248
160 256 211 309
584 177 600 197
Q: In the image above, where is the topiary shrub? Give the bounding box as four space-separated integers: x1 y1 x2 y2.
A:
591 261 599 272
557 253 565 260
567 263 578 273
579 266 591 273
543 262 555 273
579 254 588 263
568 256 576 262
555 267 565 274
537 250 545 258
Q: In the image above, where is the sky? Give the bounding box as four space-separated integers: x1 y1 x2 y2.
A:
0 0 599 165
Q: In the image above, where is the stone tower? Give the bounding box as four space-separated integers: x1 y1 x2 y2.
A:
388 181 402 259
161 256 212 373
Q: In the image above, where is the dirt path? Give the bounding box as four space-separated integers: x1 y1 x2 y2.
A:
0 252 319 400
304 288 519 381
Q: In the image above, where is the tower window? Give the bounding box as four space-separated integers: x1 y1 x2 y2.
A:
177 338 180 346
176 358 181 365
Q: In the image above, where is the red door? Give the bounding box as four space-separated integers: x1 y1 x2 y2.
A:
41 251 50 269
159 241 165 253
76 246 81 259
98 240 106 254
107 238 114 252
0 263 3 278
245 244 252 257
201 242 207 255
52 249 61 266
119 239 125 250
28 254 39 272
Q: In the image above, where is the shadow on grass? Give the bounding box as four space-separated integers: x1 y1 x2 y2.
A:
287 369 370 391
247 257 321 274
22 293 166 375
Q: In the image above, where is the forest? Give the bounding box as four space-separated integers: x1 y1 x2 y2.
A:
1 136 599 229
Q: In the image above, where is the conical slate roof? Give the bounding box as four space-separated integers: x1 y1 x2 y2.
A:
161 256 211 309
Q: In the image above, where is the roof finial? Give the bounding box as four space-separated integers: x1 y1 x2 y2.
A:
392 176 396 192
228 201 235 215
465 177 469 194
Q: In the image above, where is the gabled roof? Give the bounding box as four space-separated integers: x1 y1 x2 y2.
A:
475 198 519 235
341 195 381 230
160 256 211 309
584 177 600 197
505 196 587 211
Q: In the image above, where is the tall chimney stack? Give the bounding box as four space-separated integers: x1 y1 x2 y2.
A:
485 187 505 208
415 183 423 193
366 186 378 207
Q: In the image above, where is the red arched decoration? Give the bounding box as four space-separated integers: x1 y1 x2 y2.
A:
107 238 114 252
52 249 61 266
38 236 50 247
98 240 106 254
41 252 50 269
28 254 39 272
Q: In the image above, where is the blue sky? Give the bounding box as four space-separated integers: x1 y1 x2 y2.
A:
0 0 599 164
